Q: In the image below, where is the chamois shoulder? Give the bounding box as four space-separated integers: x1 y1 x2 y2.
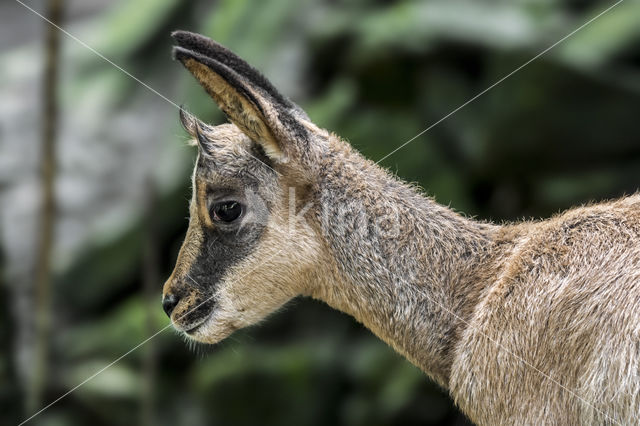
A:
542 193 640 248
471 194 640 309
450 195 640 424
495 194 640 294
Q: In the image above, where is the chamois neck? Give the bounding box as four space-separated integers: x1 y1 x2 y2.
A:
309 139 501 387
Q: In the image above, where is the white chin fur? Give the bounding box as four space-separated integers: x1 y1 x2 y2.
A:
185 310 238 344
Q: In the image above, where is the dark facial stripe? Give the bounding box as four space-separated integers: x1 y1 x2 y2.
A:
177 177 268 326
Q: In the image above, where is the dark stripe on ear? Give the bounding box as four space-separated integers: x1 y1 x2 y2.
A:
172 36 309 161
173 46 266 117
172 31 294 110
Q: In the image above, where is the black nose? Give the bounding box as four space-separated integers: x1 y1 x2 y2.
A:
162 293 180 317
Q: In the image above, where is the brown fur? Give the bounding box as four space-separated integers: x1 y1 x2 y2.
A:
165 31 640 425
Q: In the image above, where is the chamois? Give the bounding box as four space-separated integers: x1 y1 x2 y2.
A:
163 31 640 425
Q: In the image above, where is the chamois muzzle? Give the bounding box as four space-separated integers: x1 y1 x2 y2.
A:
162 293 180 317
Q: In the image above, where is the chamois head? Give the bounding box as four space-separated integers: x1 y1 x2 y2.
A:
163 31 327 343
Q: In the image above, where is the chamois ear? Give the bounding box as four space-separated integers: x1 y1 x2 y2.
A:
178 106 197 141
179 107 220 156
172 31 309 163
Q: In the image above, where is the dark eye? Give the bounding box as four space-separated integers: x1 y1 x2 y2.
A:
211 201 243 223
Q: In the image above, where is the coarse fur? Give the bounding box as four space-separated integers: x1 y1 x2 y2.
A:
164 31 640 425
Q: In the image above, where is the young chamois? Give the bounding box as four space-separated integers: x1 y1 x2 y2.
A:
163 31 640 425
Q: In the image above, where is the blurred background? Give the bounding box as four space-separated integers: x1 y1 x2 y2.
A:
1 0 639 425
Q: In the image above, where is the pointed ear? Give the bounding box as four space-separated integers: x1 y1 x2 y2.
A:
178 106 197 141
172 31 309 162
179 107 218 156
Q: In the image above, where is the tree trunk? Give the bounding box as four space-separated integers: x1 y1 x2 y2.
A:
28 0 64 414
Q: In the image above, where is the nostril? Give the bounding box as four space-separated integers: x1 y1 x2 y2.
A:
162 293 180 317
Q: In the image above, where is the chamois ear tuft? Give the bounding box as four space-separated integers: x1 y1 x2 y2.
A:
172 31 309 163
179 106 197 140
178 107 216 155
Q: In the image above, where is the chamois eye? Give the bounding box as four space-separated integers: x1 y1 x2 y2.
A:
211 201 243 223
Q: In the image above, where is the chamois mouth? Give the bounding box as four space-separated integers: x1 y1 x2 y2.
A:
172 299 217 335
180 305 240 344
183 314 211 335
